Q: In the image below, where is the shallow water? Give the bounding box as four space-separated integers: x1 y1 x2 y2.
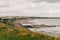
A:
29 19 60 25
22 19 60 36
28 27 60 36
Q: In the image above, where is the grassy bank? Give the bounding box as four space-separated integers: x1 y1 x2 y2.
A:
0 22 60 40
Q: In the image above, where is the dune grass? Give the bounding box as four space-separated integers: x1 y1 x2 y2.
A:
0 22 60 40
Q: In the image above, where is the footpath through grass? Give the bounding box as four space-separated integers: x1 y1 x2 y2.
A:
0 22 60 40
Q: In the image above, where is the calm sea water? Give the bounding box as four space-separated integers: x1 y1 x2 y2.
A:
30 19 60 25
28 19 60 36
28 27 60 36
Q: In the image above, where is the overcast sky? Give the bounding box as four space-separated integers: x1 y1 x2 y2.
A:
0 0 60 17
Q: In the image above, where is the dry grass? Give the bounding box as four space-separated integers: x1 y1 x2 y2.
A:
0 22 60 40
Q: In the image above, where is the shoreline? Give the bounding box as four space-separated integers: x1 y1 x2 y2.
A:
28 27 60 37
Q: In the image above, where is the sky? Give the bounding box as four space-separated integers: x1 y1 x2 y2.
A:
0 0 60 17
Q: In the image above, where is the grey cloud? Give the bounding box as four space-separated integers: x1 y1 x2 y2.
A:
33 0 60 3
0 0 60 17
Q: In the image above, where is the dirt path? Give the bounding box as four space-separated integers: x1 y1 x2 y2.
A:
14 20 23 27
13 20 29 31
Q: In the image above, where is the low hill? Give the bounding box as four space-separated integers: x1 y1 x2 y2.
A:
0 22 59 40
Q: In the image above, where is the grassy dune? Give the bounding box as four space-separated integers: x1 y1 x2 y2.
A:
0 22 60 40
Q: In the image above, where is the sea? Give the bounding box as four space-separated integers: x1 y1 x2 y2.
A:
28 19 60 36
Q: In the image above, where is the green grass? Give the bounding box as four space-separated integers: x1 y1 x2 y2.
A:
0 22 60 40
8 22 15 28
